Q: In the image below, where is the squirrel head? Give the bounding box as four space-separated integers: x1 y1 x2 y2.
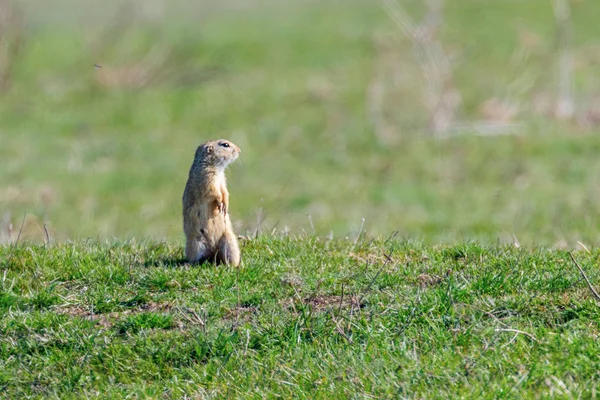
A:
195 139 241 171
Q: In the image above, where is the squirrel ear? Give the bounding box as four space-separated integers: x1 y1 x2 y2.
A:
206 144 213 153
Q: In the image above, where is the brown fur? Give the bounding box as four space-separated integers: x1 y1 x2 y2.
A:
182 139 241 266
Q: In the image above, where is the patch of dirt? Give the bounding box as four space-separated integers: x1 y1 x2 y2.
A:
139 302 173 312
282 294 364 313
417 273 445 287
56 305 89 318
307 294 363 311
349 252 388 265
280 273 304 287
349 251 427 266
223 305 258 322
55 302 174 328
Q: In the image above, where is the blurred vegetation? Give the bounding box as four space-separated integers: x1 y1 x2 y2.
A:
2 0 600 245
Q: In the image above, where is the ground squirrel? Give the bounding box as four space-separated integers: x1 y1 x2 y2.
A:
182 139 241 266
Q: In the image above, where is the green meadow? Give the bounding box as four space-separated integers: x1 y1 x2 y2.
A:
2 0 600 398
2 239 600 398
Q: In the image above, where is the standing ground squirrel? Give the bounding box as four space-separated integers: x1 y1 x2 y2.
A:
182 139 241 266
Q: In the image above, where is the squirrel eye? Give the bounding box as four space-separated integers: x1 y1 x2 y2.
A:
219 142 230 148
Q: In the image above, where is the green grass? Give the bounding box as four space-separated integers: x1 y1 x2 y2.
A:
3 2 600 398
3 1 600 398
2 237 600 398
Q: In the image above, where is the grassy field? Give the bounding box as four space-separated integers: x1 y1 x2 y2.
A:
1 0 600 245
2 237 600 398
2 1 600 398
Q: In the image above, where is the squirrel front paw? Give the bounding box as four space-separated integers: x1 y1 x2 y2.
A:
217 202 227 215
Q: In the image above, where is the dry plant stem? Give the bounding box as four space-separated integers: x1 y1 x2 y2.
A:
306 280 322 303
254 207 264 239
500 333 519 349
3 212 26 268
0 0 24 92
397 295 422 336
347 299 355 333
307 214 315 235
512 234 521 249
43 222 50 245
470 305 509 328
577 241 591 254
353 218 366 246
495 328 539 343
553 0 574 119
14 212 26 247
367 65 391 144
191 309 206 328
380 0 460 135
178 307 195 326
384 230 399 246
90 1 134 59
338 283 345 317
359 250 395 304
568 251 600 303
330 311 353 343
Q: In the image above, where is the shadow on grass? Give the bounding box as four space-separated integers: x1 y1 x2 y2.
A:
142 256 227 269
143 256 189 268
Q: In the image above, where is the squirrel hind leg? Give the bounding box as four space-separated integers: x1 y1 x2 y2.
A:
216 230 240 267
185 236 212 264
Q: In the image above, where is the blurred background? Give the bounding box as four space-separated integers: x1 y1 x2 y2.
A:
1 0 600 245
